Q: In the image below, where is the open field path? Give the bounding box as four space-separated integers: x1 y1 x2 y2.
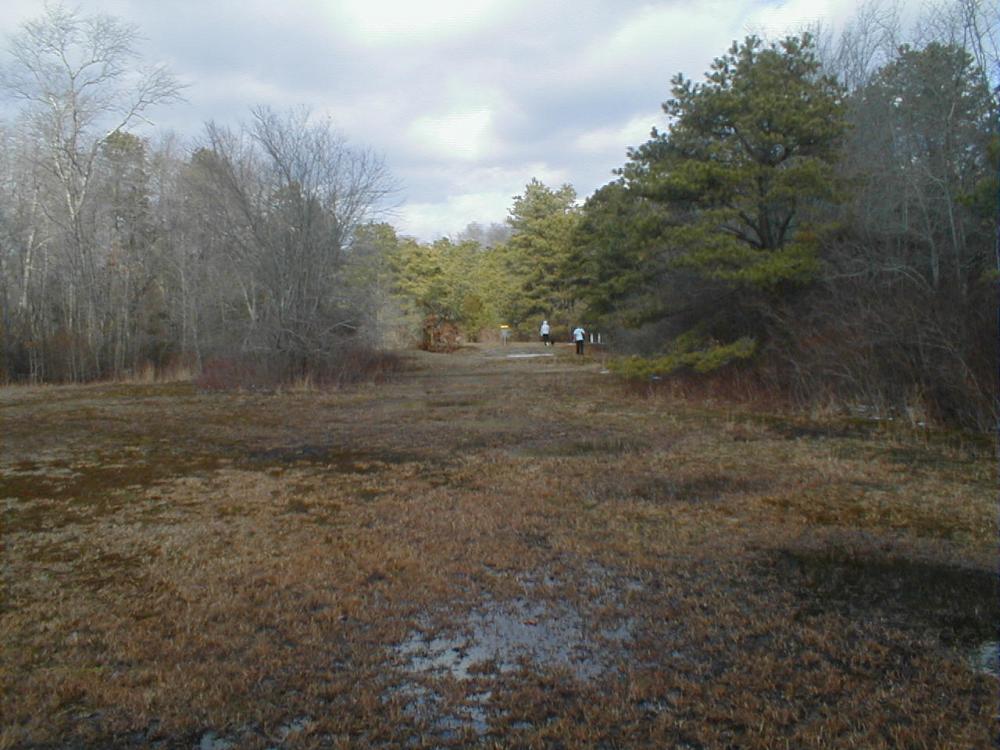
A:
2 344 997 748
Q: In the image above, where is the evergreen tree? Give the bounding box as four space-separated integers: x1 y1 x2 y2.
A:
573 180 671 331
391 236 498 340
618 34 846 363
500 179 580 330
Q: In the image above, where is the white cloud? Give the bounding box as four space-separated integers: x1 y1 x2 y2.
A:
744 0 851 37
450 162 570 193
196 73 296 109
332 0 523 45
408 108 498 162
578 2 751 81
395 161 570 240
0 0 925 241
748 1 823 36
397 191 512 240
574 113 659 155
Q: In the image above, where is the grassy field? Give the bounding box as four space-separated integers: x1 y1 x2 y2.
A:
2 344 997 749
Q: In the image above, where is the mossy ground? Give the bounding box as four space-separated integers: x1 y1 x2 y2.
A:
2 344 996 748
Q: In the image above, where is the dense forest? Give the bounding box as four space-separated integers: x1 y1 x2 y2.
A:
0 2 997 429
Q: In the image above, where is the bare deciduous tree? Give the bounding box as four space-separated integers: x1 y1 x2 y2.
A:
189 107 395 375
814 0 902 92
0 3 182 379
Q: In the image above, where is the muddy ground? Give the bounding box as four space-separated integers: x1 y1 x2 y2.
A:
1 344 997 748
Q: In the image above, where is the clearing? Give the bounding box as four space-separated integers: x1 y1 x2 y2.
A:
1 344 996 749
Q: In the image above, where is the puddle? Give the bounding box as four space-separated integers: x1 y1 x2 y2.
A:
398 597 627 682
198 731 234 750
390 575 637 739
196 715 313 750
505 353 554 359
386 684 491 741
436 698 490 739
969 641 999 678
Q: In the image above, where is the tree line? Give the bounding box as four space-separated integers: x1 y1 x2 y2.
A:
0 6 393 386
0 2 997 428
390 0 999 429
589 1 999 430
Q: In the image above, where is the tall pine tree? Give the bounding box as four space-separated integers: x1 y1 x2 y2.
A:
616 34 846 366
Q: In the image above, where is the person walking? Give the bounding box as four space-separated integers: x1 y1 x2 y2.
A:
540 320 551 346
572 325 586 355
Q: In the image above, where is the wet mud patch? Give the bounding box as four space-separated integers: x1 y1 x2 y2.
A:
766 548 998 646
2 459 223 534
243 445 426 471
755 415 992 475
427 398 481 409
510 432 647 458
878 444 991 486
584 472 768 505
242 444 466 494
774 422 873 440
30 545 151 592
1 452 224 502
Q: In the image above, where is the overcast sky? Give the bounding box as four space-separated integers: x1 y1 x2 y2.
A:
0 0 912 241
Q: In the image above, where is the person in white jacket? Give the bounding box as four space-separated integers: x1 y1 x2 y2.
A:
572 325 586 355
540 320 551 346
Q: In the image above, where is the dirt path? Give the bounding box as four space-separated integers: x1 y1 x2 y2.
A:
2 345 996 748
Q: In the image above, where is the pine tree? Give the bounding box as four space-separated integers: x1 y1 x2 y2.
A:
617 34 847 362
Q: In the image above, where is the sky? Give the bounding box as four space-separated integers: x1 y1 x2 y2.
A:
0 0 911 241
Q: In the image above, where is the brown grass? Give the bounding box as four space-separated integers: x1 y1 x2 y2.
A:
1 343 996 749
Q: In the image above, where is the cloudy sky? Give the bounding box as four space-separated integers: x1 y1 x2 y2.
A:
1 0 900 240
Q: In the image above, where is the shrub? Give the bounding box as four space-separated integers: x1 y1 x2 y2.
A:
195 347 404 392
609 337 757 379
420 315 462 352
